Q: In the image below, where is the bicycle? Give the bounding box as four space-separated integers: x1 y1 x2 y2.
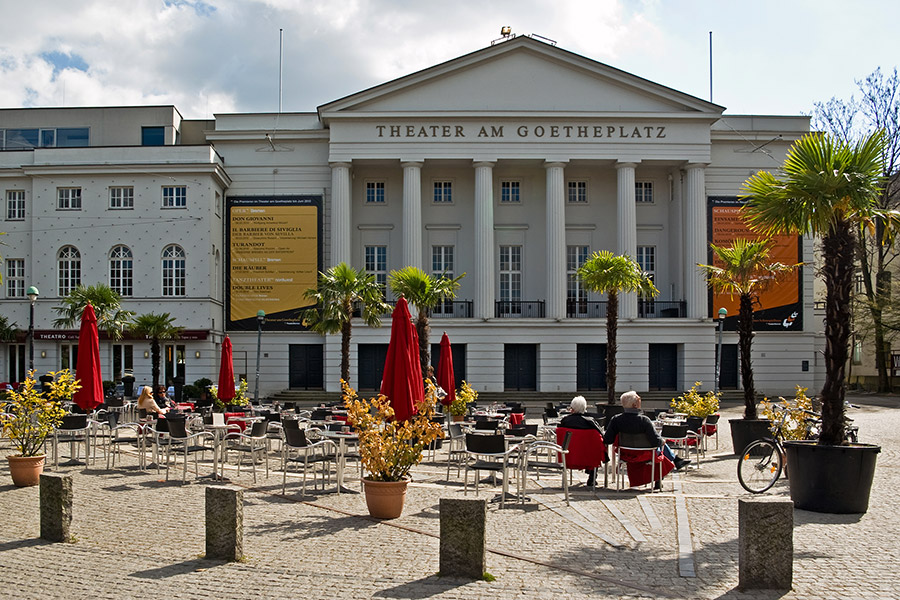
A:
736 405 819 494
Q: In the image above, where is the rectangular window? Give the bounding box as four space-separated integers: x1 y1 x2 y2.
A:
433 181 452 203
40 129 56 147
366 181 385 204
567 181 587 203
162 185 187 208
3 128 39 150
365 245 387 294
142 126 165 146
635 181 653 203
57 187 82 210
566 246 590 309
6 259 24 298
6 190 25 220
500 181 520 203
499 245 522 311
56 127 89 147
109 186 134 209
432 245 455 315
636 245 656 276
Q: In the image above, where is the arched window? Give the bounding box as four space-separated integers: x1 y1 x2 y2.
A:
58 246 81 296
162 244 185 296
109 245 133 297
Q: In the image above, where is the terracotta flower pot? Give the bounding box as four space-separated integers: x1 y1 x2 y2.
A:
363 478 409 519
7 454 46 487
451 414 465 422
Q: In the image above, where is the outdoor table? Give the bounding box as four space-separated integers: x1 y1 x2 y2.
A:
174 402 195 412
203 423 231 480
318 429 359 494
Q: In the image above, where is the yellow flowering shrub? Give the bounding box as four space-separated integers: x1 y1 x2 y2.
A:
448 380 476 416
0 370 72 457
212 378 250 410
344 380 444 482
670 382 720 417
759 386 817 441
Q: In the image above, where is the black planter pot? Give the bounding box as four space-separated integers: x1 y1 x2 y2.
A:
728 418 772 455
783 440 880 514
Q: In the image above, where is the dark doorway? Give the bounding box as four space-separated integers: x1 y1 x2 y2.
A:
358 344 389 391
289 344 324 390
719 344 738 390
430 343 466 389
504 344 537 391
648 344 678 390
577 343 607 390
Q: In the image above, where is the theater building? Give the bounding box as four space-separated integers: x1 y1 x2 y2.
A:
0 35 819 398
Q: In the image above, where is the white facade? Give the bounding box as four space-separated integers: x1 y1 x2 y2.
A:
0 37 820 398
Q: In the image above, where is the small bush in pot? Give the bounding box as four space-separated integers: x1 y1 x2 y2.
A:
670 381 720 418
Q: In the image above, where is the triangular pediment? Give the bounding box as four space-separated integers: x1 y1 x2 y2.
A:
319 36 723 118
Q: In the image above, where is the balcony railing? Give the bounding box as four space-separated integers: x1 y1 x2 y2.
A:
567 300 608 318
495 300 545 318
567 299 687 319
430 300 474 318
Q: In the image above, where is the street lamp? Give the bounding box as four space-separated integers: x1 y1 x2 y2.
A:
715 307 727 393
27 286 39 372
254 310 265 404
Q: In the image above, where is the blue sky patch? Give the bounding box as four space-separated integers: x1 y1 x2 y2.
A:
163 0 216 16
41 51 89 75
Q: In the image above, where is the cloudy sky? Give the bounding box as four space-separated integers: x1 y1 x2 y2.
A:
1 0 896 119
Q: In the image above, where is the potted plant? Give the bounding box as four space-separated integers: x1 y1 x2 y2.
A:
344 381 443 519
670 382 720 418
448 380 476 421
759 387 818 442
743 131 886 513
0 370 75 486
212 379 250 412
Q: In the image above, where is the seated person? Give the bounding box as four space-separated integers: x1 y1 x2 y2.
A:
559 395 606 486
603 391 690 479
136 386 168 416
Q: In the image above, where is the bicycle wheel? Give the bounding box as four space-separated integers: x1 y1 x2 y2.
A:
737 439 783 493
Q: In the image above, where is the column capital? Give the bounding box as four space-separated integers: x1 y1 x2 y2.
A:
329 161 352 169
400 161 424 169
543 161 568 169
615 161 641 170
684 162 709 171
472 161 496 169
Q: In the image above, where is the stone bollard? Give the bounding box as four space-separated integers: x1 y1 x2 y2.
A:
206 486 243 561
440 498 487 578
739 497 793 590
40 473 73 543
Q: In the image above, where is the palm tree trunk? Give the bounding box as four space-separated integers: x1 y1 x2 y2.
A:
151 339 161 402
606 292 618 405
738 292 757 419
417 313 430 378
341 319 351 385
820 221 853 445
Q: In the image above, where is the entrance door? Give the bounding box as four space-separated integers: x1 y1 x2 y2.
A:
648 344 678 390
289 344 324 390
8 344 25 382
430 343 466 390
576 344 607 390
504 344 537 391
164 344 186 387
719 344 738 390
358 344 389 391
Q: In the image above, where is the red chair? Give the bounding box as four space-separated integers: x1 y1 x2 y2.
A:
555 427 607 489
614 432 674 491
508 413 524 426
702 414 719 450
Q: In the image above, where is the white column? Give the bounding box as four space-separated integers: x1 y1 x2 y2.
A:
401 161 423 270
545 161 567 320
616 161 638 319
684 163 708 319
330 162 352 267
474 161 495 320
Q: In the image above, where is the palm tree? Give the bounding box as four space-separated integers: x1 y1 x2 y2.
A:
742 131 894 445
698 239 799 419
130 313 182 403
53 284 135 339
388 266 465 376
578 251 659 404
0 314 19 342
301 262 391 385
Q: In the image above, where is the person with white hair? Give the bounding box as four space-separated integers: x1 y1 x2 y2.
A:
559 395 605 486
604 391 690 476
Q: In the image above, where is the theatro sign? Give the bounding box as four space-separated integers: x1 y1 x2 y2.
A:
374 123 668 140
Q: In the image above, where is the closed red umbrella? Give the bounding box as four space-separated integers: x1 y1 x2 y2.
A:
380 297 422 421
437 332 455 407
73 304 103 413
217 336 235 402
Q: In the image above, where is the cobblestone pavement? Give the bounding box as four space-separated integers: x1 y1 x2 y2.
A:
1 396 897 599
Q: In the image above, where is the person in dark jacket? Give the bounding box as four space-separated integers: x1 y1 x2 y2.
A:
559 395 605 486
603 391 690 472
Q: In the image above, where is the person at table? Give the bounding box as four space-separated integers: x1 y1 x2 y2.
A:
558 395 606 486
137 385 168 416
603 391 690 472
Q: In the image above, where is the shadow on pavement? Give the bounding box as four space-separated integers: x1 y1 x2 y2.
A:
373 574 469 599
129 557 226 579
